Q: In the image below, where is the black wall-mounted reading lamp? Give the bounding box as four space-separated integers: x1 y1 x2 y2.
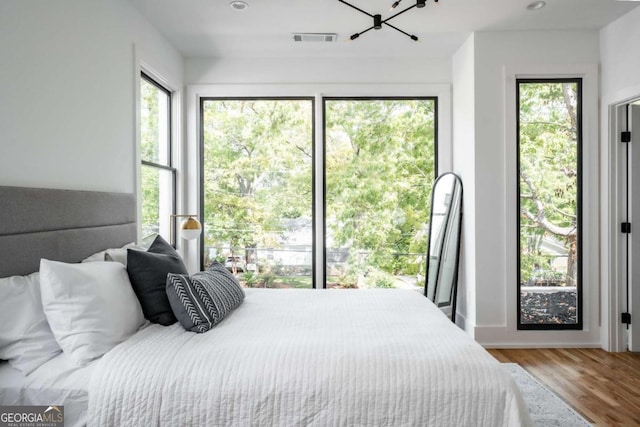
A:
340 0 436 42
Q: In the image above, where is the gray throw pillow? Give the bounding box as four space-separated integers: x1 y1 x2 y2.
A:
166 263 245 333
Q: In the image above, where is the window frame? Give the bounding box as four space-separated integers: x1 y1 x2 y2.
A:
322 96 439 289
516 77 583 331
187 83 451 290
140 71 177 243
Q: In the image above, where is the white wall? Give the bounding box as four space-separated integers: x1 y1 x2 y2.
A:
186 56 451 85
600 7 640 106
0 0 183 193
451 34 476 333
455 30 602 346
599 6 640 350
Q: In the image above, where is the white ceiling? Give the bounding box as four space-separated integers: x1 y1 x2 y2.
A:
129 0 638 59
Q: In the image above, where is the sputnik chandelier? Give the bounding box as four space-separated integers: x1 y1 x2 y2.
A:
339 0 438 42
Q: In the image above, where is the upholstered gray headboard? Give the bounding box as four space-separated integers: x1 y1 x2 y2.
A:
0 186 137 278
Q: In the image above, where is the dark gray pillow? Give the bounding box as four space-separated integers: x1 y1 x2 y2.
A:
166 262 245 333
126 235 188 326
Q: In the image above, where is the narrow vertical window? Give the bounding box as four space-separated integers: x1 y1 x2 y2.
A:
200 98 314 288
140 73 175 241
324 98 437 290
517 79 582 330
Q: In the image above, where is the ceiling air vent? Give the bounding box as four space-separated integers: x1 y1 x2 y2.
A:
292 33 337 43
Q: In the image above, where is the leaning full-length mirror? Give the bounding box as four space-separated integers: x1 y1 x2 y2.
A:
424 173 463 322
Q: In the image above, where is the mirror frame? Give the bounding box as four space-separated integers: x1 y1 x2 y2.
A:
424 172 463 323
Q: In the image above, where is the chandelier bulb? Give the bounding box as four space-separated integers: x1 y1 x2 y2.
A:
390 0 401 10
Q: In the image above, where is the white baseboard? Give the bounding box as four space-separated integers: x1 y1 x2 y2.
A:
473 325 602 348
482 342 603 349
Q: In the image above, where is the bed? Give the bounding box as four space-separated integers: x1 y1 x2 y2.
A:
0 186 532 427
0 186 136 427
0 353 95 427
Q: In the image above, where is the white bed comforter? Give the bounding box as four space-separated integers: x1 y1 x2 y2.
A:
0 353 95 427
89 289 531 427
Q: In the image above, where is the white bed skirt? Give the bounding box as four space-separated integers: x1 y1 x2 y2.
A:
89 289 531 426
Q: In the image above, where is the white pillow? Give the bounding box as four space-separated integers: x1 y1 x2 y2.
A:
81 242 144 266
104 243 145 266
81 251 108 263
39 259 145 366
0 272 62 375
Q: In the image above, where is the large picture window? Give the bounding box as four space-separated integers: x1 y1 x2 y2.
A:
199 96 438 291
140 73 175 241
324 98 437 290
517 79 582 330
200 98 314 288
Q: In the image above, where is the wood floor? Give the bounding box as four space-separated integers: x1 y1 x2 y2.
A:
488 348 640 426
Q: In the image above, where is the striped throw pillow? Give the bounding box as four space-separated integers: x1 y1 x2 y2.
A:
166 263 245 333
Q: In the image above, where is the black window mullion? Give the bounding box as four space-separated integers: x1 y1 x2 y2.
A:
142 160 176 173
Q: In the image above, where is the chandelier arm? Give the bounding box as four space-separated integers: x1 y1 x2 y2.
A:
358 25 376 36
337 0 374 18
383 21 418 40
383 3 417 23
349 25 376 40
